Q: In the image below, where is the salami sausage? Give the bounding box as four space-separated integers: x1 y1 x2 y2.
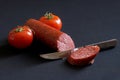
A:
67 45 100 66
25 19 75 51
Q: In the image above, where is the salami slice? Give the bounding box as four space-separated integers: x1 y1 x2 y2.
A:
67 45 100 66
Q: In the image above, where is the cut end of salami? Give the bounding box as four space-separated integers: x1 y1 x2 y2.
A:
57 33 75 51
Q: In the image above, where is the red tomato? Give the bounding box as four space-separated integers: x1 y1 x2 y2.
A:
8 26 33 49
39 12 62 30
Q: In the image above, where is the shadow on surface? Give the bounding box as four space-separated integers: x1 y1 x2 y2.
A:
62 60 93 70
0 39 55 64
0 39 21 59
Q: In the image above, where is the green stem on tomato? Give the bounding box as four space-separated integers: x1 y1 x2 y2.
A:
44 12 53 20
15 27 23 32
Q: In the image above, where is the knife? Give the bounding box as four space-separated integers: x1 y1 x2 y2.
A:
40 39 118 59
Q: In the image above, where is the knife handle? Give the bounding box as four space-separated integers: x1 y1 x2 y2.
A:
89 39 118 51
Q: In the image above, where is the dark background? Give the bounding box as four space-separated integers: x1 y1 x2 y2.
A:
0 0 120 80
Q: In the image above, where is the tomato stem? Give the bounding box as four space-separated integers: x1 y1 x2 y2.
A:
15 27 23 32
44 12 53 20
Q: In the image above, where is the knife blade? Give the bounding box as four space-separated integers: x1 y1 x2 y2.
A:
40 39 118 59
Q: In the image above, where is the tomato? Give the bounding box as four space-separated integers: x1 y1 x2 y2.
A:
8 26 33 49
39 12 62 30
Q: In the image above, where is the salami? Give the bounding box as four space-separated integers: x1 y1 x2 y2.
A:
25 19 75 51
67 45 100 66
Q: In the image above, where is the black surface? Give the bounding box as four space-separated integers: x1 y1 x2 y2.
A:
0 0 120 80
